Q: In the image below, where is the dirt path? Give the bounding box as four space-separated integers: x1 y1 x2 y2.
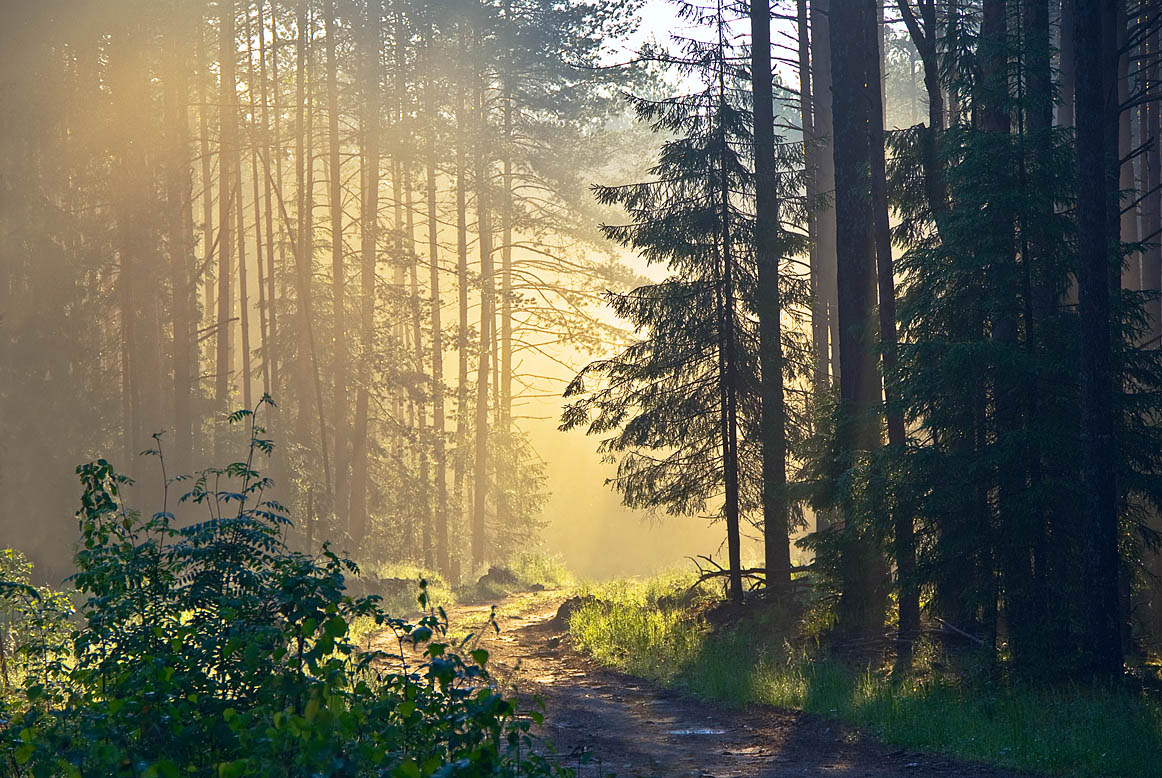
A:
385 592 1033 778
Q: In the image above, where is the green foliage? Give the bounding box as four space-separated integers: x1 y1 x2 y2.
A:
0 409 566 778
0 550 73 700
562 0 811 526
802 14 1162 667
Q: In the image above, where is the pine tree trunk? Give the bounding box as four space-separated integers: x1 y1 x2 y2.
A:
390 7 411 555
829 0 887 638
349 0 381 543
870 2 917 665
1118 11 1140 290
751 0 791 596
266 0 283 398
498 70 514 543
1059 0 1075 127
235 116 252 412
1021 0 1056 660
216 0 237 454
811 0 839 385
977 0 1028 660
1074 0 1123 677
472 82 494 571
797 0 827 397
325 0 350 518
198 23 215 456
1146 23 1161 348
945 0 961 125
246 6 270 399
295 0 333 498
426 55 450 576
1145 21 1162 638
404 168 434 566
166 8 195 474
712 2 742 605
454 43 471 582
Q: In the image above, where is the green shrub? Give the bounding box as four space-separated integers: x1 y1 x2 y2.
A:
1 402 566 778
0 550 73 703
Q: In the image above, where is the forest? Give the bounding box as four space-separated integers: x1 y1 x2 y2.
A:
3 0 1162 775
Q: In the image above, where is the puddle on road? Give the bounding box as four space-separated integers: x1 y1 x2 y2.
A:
667 729 727 736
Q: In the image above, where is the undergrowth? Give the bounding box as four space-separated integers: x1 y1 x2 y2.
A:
0 401 568 778
570 571 1162 778
360 554 572 618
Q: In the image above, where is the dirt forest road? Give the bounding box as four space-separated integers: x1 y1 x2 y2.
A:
383 592 1034 778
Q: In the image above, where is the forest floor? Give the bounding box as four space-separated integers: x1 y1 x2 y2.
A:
375 590 1034 778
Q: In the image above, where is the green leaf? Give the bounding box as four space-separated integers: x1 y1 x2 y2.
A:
393 760 421 778
325 615 348 638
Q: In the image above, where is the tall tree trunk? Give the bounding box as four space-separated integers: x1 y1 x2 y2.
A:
426 58 450 576
1146 23 1161 346
472 82 494 571
326 0 350 517
752 0 791 596
977 0 1024 658
1020 0 1056 660
1059 0 1076 127
797 0 827 396
454 41 471 582
946 0 962 125
295 0 333 499
829 0 887 638
166 4 195 474
715 5 742 606
113 24 153 461
267 0 283 397
1074 0 1123 677
217 0 238 453
498 63 515 543
1143 20 1162 638
390 6 411 553
404 168 433 566
198 24 216 447
871 1 917 665
349 0 381 543
235 97 253 412
811 0 840 385
1119 10 1140 290
246 5 271 398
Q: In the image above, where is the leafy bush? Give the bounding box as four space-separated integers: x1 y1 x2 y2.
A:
1 402 565 778
0 550 73 701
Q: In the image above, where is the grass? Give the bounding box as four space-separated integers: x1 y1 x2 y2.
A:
359 553 573 617
455 552 573 604
365 561 458 616
570 571 1162 778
